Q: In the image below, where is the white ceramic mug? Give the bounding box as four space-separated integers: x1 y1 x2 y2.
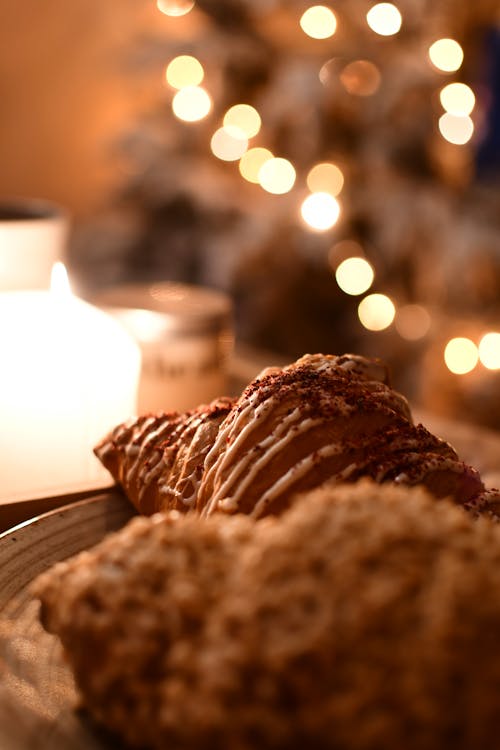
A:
0 198 69 291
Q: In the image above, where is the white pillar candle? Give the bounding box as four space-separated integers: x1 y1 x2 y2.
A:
0 265 140 501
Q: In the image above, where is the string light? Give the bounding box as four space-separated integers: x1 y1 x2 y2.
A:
239 147 273 183
366 3 402 36
444 337 478 374
395 304 431 340
172 86 212 122
258 158 296 194
335 257 374 295
306 163 344 195
223 104 261 139
165 55 204 89
340 60 381 96
159 0 484 361
478 332 500 370
157 0 195 17
439 82 475 116
300 6 337 39
438 113 474 144
211 126 248 161
301 193 340 231
428 39 464 72
358 294 395 330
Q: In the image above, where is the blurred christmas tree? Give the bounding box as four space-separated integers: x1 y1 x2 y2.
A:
73 0 500 426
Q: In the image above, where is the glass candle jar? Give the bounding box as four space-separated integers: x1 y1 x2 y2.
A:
91 282 234 414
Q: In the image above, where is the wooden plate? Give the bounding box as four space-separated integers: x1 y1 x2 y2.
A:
0 489 136 749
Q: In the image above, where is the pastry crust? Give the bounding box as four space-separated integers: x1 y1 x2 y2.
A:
94 353 493 518
196 353 484 517
94 397 235 514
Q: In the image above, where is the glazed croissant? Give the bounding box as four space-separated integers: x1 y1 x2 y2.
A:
95 353 493 519
95 396 235 515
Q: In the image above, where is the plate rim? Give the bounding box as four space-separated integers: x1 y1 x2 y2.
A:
0 486 128 541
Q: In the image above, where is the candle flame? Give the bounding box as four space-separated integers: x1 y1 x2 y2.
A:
50 262 72 298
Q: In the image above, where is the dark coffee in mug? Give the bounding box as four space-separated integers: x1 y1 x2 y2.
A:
0 200 61 222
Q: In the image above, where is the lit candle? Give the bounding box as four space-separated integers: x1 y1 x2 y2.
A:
0 264 141 501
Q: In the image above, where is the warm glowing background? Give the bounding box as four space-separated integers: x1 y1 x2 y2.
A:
0 0 499 429
0 1 175 216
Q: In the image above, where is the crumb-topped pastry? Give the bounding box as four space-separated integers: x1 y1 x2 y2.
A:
95 353 492 519
34 481 500 750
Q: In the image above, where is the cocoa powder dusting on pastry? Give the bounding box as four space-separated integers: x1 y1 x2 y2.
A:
93 353 495 520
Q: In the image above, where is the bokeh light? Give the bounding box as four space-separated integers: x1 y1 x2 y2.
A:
319 58 338 87
258 158 296 194
172 86 212 122
428 38 464 72
239 147 274 183
335 257 374 295
210 126 248 161
306 163 344 195
366 3 402 36
438 113 474 144
166 55 204 89
340 60 381 96
223 104 261 139
358 294 395 330
157 0 195 17
300 6 337 39
395 304 431 340
439 82 475 116
478 332 500 370
301 193 340 231
444 337 479 374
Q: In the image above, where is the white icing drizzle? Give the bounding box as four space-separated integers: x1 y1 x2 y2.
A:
158 438 208 507
158 480 197 507
289 354 411 421
250 443 343 518
126 403 233 509
140 411 204 501
210 410 322 513
218 495 241 513
331 438 455 485
96 416 138 458
291 353 386 383
395 472 410 483
140 455 166 487
200 373 456 517
102 354 470 519
199 355 416 518
200 383 355 516
125 416 180 486
199 391 275 509
383 453 470 485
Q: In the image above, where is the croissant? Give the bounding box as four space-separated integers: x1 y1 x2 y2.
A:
95 397 235 515
95 353 493 518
